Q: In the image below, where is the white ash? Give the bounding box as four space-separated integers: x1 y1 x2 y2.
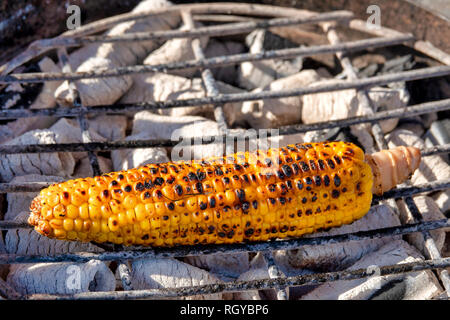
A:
300 240 442 300
0 130 76 182
54 0 180 107
5 174 65 221
396 196 448 255
203 40 245 84
48 118 106 161
86 115 128 142
5 211 102 256
302 84 409 134
7 260 115 295
130 257 223 300
72 156 113 178
143 24 208 78
238 30 303 90
119 72 244 123
281 204 400 272
111 132 169 171
184 252 249 281
233 252 280 300
129 111 224 161
387 128 450 212
241 70 321 129
0 58 61 145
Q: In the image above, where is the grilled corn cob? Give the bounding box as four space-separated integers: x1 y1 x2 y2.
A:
28 141 420 246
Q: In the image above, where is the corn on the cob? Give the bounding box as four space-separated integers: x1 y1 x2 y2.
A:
28 141 420 247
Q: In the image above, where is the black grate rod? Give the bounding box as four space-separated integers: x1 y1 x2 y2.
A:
0 35 415 84
24 257 450 300
181 10 228 133
2 217 449 264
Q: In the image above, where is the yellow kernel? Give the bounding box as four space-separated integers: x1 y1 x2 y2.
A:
71 190 87 206
180 212 190 224
101 220 109 234
100 204 112 219
109 216 120 232
118 212 128 227
67 231 77 240
78 232 88 241
49 219 63 229
88 196 102 207
88 204 102 221
54 229 66 239
133 224 142 236
79 203 89 219
41 205 53 219
225 190 236 205
126 209 136 224
74 218 83 232
95 233 108 243
47 193 60 207
53 204 66 219
144 203 156 217
150 216 161 229
135 203 147 221
109 200 124 214
123 195 138 209
83 220 91 232
66 204 79 219
140 219 150 231
63 219 74 231
154 202 166 216
91 220 101 234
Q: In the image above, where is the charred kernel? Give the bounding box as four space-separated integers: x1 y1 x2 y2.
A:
334 156 342 165
314 176 321 186
218 232 226 238
279 197 286 205
135 182 145 191
197 171 206 181
312 196 318 202
209 197 216 208
299 161 310 172
167 203 175 211
332 189 340 198
144 179 153 189
242 175 250 183
174 185 183 196
236 189 245 202
195 182 203 193
252 200 258 209
110 180 118 187
297 210 302 217
215 168 224 176
291 163 299 175
302 197 307 204
305 177 313 185
268 184 276 192
160 167 168 174
323 175 331 186
316 207 322 213
264 158 272 167
276 170 285 179
286 180 293 189
227 230 235 238
309 160 317 171
154 177 164 186
124 185 132 192
208 226 215 233
271 227 277 234
269 198 276 205
282 165 293 177
296 181 304 190
356 182 361 191
305 209 313 216
118 174 125 180
102 190 109 197
318 159 326 170
223 177 230 185
166 176 175 184
342 187 347 193
242 202 250 211
199 202 207 210
334 175 341 187
327 159 335 169
244 228 254 237
143 191 151 199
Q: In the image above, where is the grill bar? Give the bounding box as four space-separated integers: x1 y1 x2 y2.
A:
0 35 415 84
37 11 353 49
2 65 448 121
1 217 449 264
25 257 450 300
2 99 449 155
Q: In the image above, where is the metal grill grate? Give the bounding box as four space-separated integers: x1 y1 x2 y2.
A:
0 2 449 300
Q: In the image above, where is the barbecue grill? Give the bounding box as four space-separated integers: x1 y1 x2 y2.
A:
0 2 449 300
